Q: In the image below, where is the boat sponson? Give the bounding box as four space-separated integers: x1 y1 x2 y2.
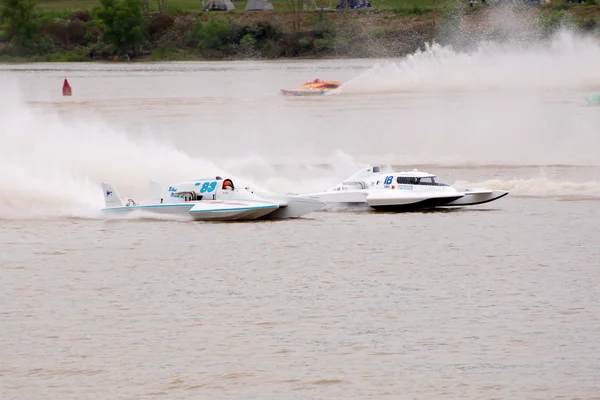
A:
442 190 509 206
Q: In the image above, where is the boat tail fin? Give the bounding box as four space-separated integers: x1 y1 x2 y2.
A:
149 180 169 203
101 182 124 208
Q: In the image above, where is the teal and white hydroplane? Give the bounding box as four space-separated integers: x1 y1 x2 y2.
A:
101 176 324 221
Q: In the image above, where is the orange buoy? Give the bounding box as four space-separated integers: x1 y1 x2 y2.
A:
62 79 72 96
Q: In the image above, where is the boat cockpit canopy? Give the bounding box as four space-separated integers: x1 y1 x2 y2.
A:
222 179 234 190
396 176 449 186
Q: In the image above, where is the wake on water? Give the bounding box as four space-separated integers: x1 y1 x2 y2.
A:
1 27 600 219
339 30 600 94
0 79 220 219
338 0 600 94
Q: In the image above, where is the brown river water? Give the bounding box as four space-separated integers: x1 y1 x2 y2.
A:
1 33 600 399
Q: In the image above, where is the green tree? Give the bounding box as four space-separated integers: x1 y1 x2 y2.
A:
1 0 39 45
195 17 230 50
96 0 145 56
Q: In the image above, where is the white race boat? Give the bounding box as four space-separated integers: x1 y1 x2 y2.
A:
101 176 325 221
297 165 508 211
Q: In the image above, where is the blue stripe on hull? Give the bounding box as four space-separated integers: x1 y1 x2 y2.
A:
102 204 193 212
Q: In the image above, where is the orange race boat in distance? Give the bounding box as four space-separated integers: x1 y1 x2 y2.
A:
280 79 342 96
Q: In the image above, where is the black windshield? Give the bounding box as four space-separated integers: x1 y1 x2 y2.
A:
396 176 449 186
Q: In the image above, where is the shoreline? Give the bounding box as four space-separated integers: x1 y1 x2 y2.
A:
1 3 599 63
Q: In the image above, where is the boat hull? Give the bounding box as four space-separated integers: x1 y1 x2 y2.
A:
366 190 464 209
443 189 509 206
102 201 280 221
188 201 279 221
297 190 465 211
280 88 328 96
101 203 195 216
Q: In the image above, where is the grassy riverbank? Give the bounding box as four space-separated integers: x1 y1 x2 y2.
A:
1 0 599 62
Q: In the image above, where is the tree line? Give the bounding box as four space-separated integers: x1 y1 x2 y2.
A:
0 0 147 57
